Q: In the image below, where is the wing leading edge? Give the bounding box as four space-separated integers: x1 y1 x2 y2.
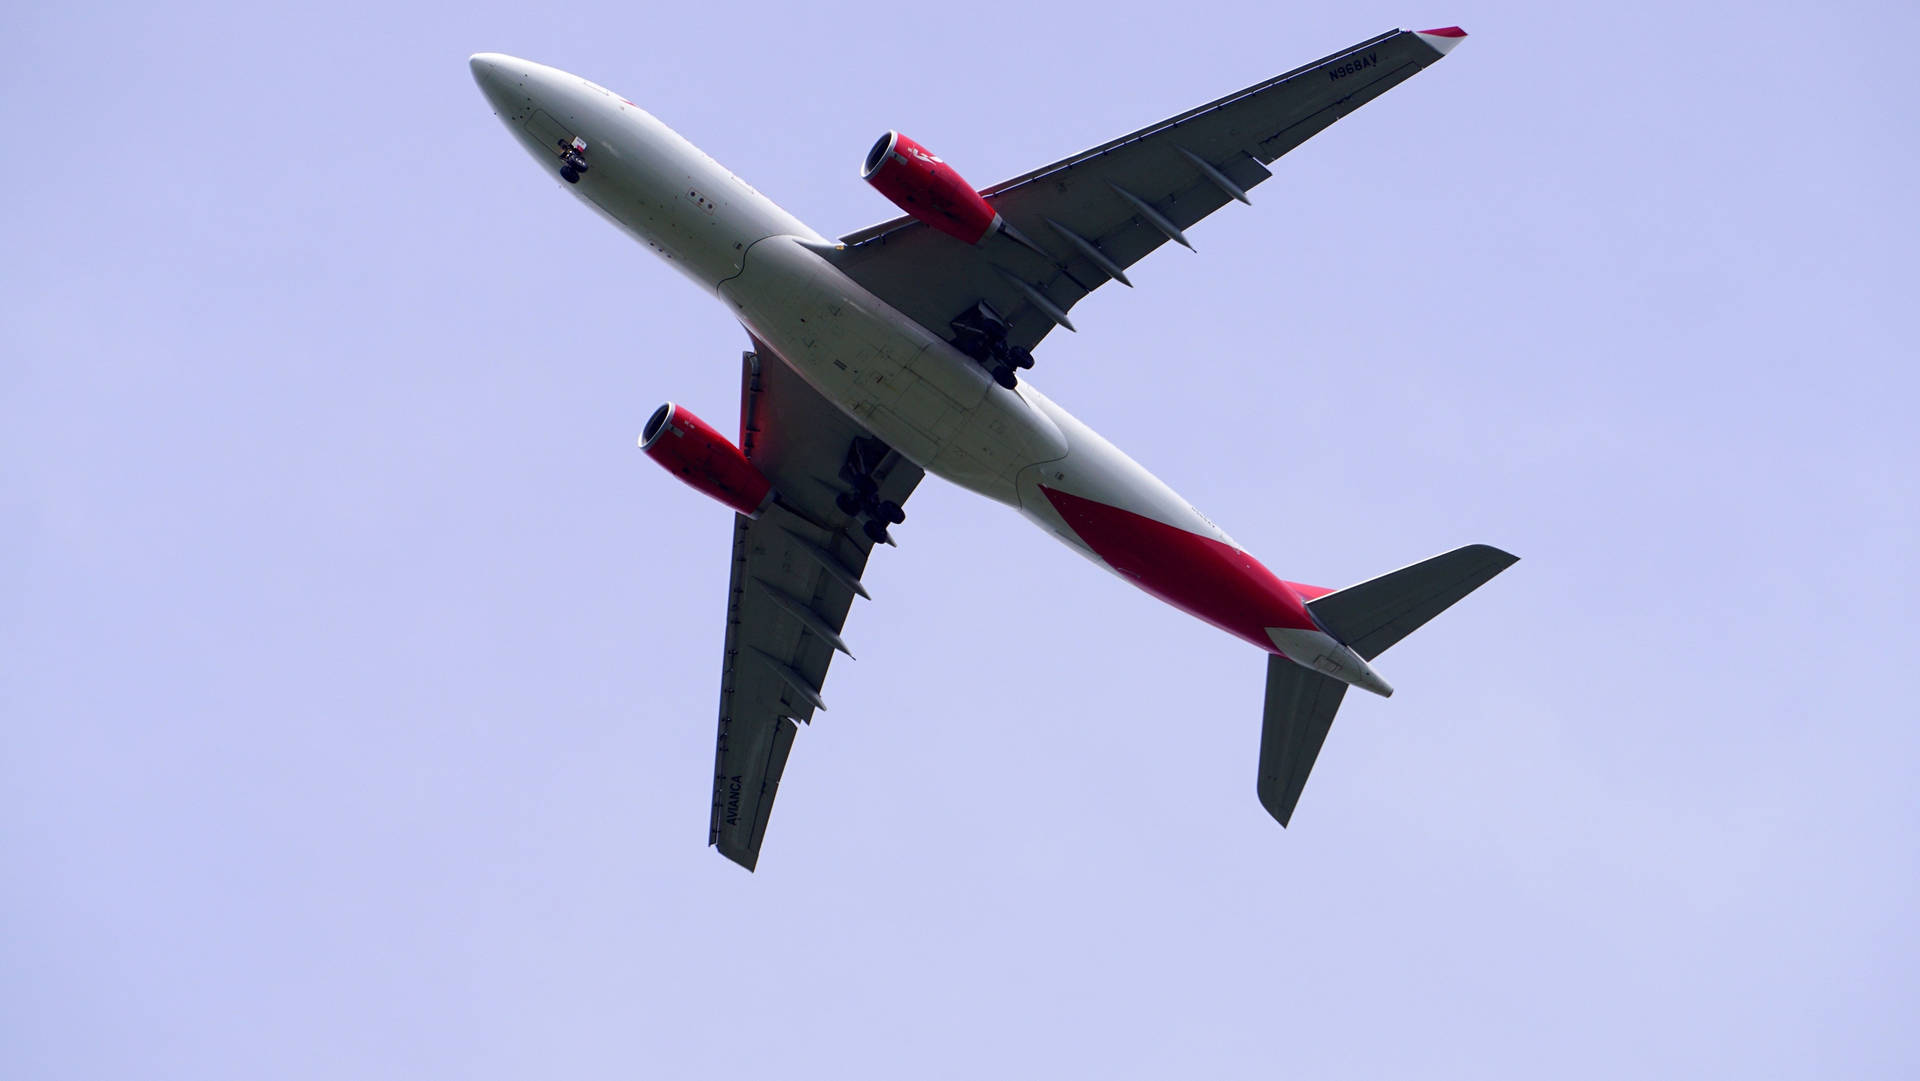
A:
709 349 921 870
828 27 1467 353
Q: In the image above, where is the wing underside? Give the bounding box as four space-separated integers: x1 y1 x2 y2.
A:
828 28 1464 353
708 349 920 870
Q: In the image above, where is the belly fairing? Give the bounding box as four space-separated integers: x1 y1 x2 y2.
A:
718 237 1067 505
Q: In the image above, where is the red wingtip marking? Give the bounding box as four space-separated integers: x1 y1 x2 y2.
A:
1418 26 1467 37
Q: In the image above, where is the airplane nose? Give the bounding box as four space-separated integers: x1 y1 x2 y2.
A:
469 53 530 115
469 52 506 89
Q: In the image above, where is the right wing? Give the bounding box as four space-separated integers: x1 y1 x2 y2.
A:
827 27 1467 353
709 348 921 871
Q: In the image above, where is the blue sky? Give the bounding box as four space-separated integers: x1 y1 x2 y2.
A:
5 1 1916 1077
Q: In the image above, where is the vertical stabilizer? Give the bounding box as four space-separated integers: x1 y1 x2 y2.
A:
1258 544 1517 827
1257 657 1349 827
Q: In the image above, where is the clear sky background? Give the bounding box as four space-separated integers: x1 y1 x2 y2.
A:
5 1 1916 1077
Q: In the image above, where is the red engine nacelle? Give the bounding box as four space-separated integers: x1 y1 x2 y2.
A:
640 402 775 518
861 131 1001 245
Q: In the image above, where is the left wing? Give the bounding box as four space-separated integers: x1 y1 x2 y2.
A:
708 348 921 871
826 27 1466 353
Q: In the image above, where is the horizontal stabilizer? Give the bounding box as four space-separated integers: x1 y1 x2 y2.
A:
1256 656 1349 827
1307 545 1518 661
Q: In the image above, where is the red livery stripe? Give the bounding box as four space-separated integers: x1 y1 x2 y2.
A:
1039 486 1319 651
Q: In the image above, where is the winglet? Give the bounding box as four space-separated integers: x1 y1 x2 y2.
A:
1414 26 1468 56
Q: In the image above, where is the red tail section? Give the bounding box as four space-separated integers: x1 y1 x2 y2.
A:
1038 486 1320 651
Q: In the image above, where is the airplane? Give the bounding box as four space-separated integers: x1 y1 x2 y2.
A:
470 27 1516 871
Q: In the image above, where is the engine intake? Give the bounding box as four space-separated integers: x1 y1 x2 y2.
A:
640 402 775 518
861 131 1000 246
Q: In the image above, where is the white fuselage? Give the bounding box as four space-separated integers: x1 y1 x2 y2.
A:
470 58 1214 550
469 53 1390 692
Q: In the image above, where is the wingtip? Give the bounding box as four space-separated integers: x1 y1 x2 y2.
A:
1257 786 1296 828
1414 26 1468 55
717 843 760 872
1480 544 1521 570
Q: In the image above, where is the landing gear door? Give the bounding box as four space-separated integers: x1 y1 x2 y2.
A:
524 109 573 159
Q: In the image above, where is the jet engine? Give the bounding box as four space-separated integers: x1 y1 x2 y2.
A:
639 402 775 518
861 131 1001 245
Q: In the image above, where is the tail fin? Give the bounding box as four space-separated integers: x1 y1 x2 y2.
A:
1258 544 1517 827
1257 658 1348 826
1307 544 1519 661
